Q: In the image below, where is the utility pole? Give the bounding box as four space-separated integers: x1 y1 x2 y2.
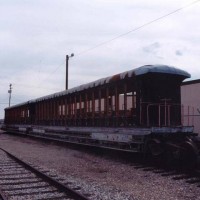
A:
66 53 74 90
8 83 12 107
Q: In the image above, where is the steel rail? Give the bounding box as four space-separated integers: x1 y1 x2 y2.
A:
0 188 9 200
0 148 90 200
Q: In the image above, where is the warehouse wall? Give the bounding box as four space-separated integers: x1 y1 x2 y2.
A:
181 80 200 134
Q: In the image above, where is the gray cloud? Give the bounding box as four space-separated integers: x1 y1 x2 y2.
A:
143 42 161 54
175 50 183 56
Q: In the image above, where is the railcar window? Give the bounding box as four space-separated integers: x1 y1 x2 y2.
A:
95 99 98 112
21 110 25 118
119 91 136 111
58 105 62 116
62 105 65 116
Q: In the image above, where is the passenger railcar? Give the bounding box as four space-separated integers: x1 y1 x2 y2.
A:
3 65 200 164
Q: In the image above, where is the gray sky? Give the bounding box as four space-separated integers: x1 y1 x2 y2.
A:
0 0 200 119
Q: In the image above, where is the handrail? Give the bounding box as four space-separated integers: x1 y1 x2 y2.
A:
145 102 182 127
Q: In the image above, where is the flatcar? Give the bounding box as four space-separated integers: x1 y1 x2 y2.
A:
3 64 200 165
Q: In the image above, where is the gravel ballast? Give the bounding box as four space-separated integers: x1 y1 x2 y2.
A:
0 132 199 200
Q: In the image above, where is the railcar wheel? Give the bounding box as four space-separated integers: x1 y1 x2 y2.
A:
148 139 164 157
180 140 198 168
144 139 164 164
164 149 179 168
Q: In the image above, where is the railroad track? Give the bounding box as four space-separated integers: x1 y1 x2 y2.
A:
0 148 90 200
2 131 200 189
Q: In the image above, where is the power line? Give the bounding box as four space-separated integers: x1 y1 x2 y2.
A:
37 61 65 87
4 0 197 93
0 82 60 91
37 0 200 85
76 0 200 56
0 102 21 106
15 83 60 91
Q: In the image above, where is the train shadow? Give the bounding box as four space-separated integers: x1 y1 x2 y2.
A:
130 159 200 187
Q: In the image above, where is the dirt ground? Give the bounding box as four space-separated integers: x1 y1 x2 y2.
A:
0 131 199 200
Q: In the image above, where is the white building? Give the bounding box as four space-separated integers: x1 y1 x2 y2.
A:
181 79 200 134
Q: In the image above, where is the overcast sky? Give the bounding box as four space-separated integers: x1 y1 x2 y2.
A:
0 0 200 119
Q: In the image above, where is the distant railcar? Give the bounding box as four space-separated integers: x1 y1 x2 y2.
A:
3 65 200 165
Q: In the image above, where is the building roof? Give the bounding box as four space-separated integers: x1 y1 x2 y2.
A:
182 79 200 86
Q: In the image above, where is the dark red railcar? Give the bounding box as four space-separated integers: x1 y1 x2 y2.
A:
4 64 190 127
